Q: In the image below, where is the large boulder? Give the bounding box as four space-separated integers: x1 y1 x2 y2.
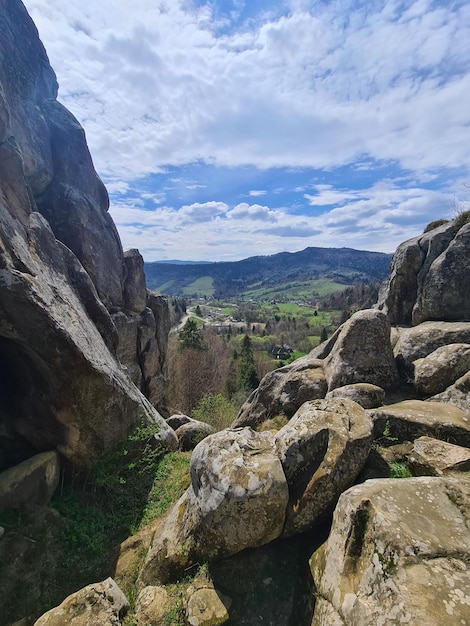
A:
393 321 470 379
0 451 59 511
431 370 470 416
275 399 373 536
369 400 470 448
234 357 327 429
323 309 399 391
310 476 470 625
325 383 385 409
413 343 470 396
33 578 129 626
140 428 288 584
376 220 465 325
406 436 470 476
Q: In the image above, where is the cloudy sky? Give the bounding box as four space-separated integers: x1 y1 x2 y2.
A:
23 0 470 262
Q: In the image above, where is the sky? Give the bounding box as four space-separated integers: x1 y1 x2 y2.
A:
23 0 470 262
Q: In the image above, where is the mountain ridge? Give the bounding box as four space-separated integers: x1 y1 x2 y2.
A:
145 245 393 298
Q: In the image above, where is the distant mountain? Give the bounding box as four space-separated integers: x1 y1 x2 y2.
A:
144 246 393 300
154 260 213 265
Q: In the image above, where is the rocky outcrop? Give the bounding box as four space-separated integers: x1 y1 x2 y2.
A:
377 219 470 325
33 578 129 626
310 476 470 625
413 343 470 396
0 0 175 471
325 383 385 408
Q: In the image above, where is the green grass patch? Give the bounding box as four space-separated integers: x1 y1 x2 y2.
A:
389 461 413 478
182 276 214 297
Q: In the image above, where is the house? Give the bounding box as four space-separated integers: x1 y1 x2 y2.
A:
270 345 294 360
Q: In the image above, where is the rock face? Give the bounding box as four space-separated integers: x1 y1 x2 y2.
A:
376 219 469 325
323 310 398 391
310 477 470 625
0 0 175 471
275 399 373 536
413 343 470 396
33 578 129 626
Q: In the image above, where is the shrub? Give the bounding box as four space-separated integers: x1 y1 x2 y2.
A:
389 461 412 478
191 393 237 431
423 218 449 233
453 209 470 232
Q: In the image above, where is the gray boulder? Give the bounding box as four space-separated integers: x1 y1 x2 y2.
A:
234 357 327 429
33 578 128 626
140 428 288 583
406 436 470 476
275 398 373 536
431 370 470 415
323 309 399 391
325 383 385 409
369 400 470 448
413 343 470 396
175 419 214 451
310 476 470 625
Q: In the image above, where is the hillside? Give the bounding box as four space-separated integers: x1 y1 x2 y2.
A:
144 246 393 299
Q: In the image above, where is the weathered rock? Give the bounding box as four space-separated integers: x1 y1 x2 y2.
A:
33 578 129 626
406 436 470 476
310 476 470 625
393 321 470 379
175 419 214 451
135 586 170 626
234 357 327 428
413 343 470 396
275 399 373 536
369 400 470 448
0 451 59 512
185 571 231 626
376 216 470 333
323 309 399 391
123 249 147 315
431 370 470 415
325 383 385 409
413 222 470 324
140 428 288 583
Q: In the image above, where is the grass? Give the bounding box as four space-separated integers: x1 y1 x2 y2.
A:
182 276 214 297
389 461 413 478
241 277 347 301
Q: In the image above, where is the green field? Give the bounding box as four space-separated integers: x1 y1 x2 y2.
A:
181 276 215 296
242 277 347 301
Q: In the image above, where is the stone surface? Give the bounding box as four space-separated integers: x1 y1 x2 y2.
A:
135 586 170 626
369 400 470 448
33 578 129 626
275 399 373 536
140 428 288 583
0 451 59 512
185 572 231 626
413 343 470 396
175 419 214 451
123 249 147 314
431 370 470 415
323 309 399 391
406 436 470 476
166 414 191 430
310 476 470 625
394 321 470 380
234 357 327 428
375 220 465 325
0 0 175 470
325 383 385 409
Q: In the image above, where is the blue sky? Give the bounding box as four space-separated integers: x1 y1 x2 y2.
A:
23 0 470 261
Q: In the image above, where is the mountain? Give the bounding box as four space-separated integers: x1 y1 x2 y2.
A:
144 246 393 299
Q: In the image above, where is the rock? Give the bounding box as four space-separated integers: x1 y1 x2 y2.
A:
406 436 470 476
431 370 470 415
0 451 60 512
140 428 288 583
413 222 470 324
275 399 373 536
369 400 470 448
413 343 470 396
234 357 327 428
135 586 170 626
185 571 231 626
310 476 470 625
325 383 385 409
175 419 214 451
166 414 192 430
33 578 129 626
323 309 399 391
375 221 458 325
393 321 470 380
123 249 147 315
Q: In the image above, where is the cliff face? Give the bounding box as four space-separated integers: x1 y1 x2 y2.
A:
0 0 175 471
